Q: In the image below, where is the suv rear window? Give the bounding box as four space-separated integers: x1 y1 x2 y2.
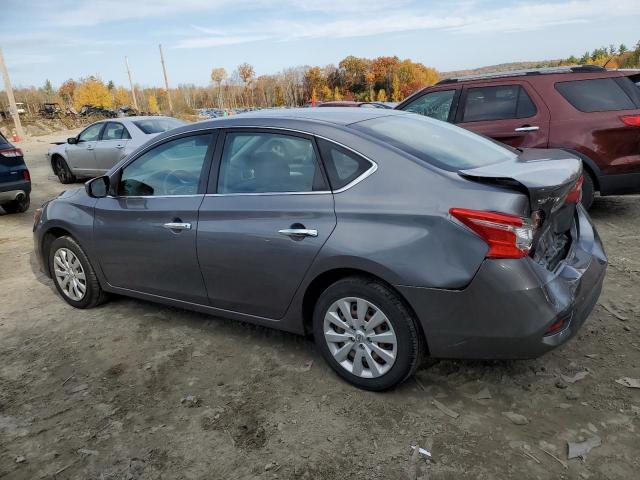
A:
555 78 640 112
351 114 517 171
461 85 536 122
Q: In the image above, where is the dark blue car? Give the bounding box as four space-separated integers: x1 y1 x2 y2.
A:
0 131 30 214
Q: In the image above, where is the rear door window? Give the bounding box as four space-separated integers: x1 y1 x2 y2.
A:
217 132 327 194
461 85 537 122
555 77 639 112
102 122 128 140
401 90 456 122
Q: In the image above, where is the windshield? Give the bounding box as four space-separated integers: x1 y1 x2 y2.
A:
133 118 186 134
350 113 517 171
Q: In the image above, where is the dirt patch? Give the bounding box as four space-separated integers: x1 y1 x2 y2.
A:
0 130 639 479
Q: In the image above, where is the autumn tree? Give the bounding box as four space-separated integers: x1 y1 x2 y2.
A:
334 86 343 101
322 86 332 101
391 74 402 102
210 67 227 108
73 77 113 110
377 89 387 102
107 80 115 91
238 63 255 85
303 66 327 102
339 55 369 98
237 63 255 106
147 93 160 113
58 79 77 107
112 87 131 107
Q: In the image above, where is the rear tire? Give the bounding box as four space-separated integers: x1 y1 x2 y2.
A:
312 276 424 391
54 156 76 184
48 236 107 309
581 171 595 210
1 194 30 213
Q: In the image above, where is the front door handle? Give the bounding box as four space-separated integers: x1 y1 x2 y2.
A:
163 222 192 231
278 228 318 238
115 144 125 149
86 144 94 150
514 126 539 132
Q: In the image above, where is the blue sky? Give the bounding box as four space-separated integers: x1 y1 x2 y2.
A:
2 0 639 88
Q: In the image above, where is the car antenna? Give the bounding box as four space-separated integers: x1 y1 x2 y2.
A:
602 56 615 69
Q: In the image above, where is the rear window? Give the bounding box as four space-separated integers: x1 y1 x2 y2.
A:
351 114 517 171
555 78 640 112
133 118 186 134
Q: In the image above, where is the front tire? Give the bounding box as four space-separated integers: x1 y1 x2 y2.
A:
312 276 424 391
1 194 30 213
48 236 106 309
54 156 76 184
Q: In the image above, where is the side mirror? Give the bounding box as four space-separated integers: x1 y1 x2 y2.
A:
85 176 109 198
67 137 78 144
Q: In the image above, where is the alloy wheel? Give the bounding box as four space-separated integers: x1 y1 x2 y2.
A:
323 297 397 378
53 248 87 301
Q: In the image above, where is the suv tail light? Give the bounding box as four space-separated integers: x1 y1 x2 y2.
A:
565 175 583 204
620 115 640 127
0 147 23 157
23 169 30 181
450 208 533 259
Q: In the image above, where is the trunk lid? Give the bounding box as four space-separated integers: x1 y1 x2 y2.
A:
459 148 583 269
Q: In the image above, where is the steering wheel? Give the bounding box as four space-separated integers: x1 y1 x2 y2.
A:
161 170 197 195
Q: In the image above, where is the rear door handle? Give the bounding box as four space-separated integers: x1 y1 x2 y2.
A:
86 144 94 150
514 126 539 132
163 222 192 231
278 228 318 237
115 144 125 149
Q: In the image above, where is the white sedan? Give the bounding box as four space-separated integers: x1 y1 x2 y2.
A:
47 116 186 183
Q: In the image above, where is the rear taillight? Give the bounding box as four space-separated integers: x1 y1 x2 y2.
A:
565 175 583 204
23 169 30 181
0 147 23 157
620 115 640 127
450 208 533 259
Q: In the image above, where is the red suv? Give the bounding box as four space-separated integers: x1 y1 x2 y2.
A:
396 66 640 208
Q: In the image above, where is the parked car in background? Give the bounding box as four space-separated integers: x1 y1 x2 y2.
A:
318 101 394 109
34 108 606 390
0 131 30 214
47 116 187 183
396 65 640 208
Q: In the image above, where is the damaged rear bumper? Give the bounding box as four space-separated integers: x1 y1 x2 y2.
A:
398 205 607 359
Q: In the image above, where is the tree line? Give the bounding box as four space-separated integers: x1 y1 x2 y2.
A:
3 43 639 117
562 40 640 68
1 55 439 115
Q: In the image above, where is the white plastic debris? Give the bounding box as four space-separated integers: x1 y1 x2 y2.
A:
410 445 432 458
567 435 601 460
615 377 640 389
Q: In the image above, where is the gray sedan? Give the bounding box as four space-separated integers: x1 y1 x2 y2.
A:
47 116 186 183
33 108 607 390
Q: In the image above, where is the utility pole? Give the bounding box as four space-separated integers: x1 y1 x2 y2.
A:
158 44 173 113
124 56 139 111
0 48 26 140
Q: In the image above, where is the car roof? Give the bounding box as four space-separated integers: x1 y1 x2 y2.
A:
436 65 609 85
196 107 407 127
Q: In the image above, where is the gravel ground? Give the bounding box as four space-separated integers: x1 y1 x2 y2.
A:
1 130 639 480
